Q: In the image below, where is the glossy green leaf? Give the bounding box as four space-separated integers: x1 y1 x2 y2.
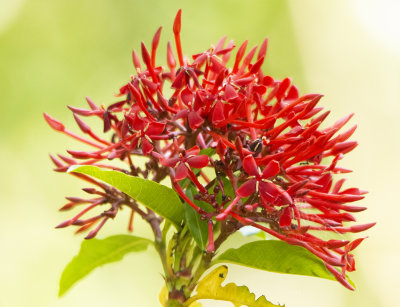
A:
199 148 215 157
69 165 184 228
184 266 282 307
184 188 209 250
214 240 337 282
59 235 152 296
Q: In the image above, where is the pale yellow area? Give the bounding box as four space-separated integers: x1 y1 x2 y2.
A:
0 0 398 306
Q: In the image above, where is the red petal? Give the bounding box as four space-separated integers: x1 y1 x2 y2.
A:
224 84 238 101
242 154 259 176
259 181 292 205
287 180 308 195
186 146 200 156
348 238 365 251
160 156 180 167
192 53 208 66
174 109 189 120
141 78 158 92
276 77 292 100
212 100 225 124
188 111 204 130
236 179 257 197
141 137 153 155
187 155 209 168
314 173 333 193
129 114 146 131
249 56 264 74
175 163 188 181
262 76 274 87
285 85 299 101
146 122 165 135
180 87 194 105
261 160 280 179
171 70 185 89
279 207 292 227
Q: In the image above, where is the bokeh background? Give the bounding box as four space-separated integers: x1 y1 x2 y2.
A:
1 0 399 306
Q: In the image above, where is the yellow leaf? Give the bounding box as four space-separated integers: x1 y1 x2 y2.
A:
159 284 168 307
184 266 283 307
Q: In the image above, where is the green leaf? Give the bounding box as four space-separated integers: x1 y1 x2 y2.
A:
184 188 209 250
214 240 337 282
199 148 215 157
59 235 152 297
184 266 282 307
69 165 184 228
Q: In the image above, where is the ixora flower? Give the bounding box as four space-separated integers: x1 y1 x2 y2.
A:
45 9 374 306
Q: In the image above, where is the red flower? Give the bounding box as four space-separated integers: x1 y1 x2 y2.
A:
125 113 166 155
237 154 292 207
45 9 374 290
160 146 209 181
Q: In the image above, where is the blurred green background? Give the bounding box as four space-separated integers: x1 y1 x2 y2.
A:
1 0 398 306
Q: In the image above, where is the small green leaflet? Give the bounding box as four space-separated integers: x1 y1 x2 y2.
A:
184 188 209 250
199 148 215 157
213 240 342 283
184 265 282 307
59 235 152 296
69 165 184 229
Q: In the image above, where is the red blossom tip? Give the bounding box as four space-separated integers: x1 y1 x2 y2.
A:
82 188 97 194
331 141 358 156
43 113 65 132
151 27 162 67
55 220 72 228
68 105 97 116
173 9 182 35
140 42 152 67
250 56 265 74
73 113 91 134
85 96 99 110
326 240 349 249
167 41 176 69
233 39 248 73
59 203 76 211
49 154 64 168
350 222 376 233
257 37 268 60
132 50 142 71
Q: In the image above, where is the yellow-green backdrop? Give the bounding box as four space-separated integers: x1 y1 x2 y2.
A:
1 0 398 306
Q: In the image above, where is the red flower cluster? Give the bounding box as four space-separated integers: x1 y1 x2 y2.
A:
45 10 374 289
